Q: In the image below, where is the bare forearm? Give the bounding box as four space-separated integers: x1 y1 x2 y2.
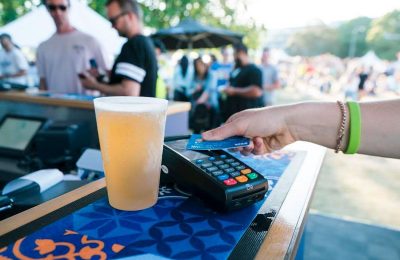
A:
264 82 280 91
6 70 27 78
287 102 347 150
232 85 263 98
287 100 400 159
94 82 139 96
358 100 400 158
197 91 209 104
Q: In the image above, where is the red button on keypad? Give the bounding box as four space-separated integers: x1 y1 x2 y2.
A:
224 178 237 186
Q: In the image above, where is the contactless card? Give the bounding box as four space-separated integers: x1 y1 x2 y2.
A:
186 134 250 150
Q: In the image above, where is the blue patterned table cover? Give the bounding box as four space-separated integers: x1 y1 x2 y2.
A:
1 151 296 259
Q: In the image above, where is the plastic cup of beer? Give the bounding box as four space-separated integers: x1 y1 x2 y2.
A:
94 96 168 211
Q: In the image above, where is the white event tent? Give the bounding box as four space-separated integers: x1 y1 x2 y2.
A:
360 51 386 72
0 0 125 59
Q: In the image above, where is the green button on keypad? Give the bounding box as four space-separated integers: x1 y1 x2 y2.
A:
247 173 258 179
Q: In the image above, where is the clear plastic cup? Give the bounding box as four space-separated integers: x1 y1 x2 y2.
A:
94 96 168 210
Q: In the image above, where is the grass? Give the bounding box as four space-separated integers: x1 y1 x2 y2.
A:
274 86 400 229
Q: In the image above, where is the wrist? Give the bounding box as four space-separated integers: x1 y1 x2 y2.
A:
93 81 102 91
285 103 304 142
287 101 349 149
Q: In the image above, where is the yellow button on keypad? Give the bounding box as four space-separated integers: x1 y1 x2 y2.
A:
240 169 251 174
235 175 248 183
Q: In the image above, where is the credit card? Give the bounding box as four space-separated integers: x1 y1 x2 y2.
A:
186 134 250 150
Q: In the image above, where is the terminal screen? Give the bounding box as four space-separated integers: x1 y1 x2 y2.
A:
0 117 43 151
165 139 209 161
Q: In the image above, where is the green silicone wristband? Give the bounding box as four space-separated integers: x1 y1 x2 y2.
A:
345 101 361 154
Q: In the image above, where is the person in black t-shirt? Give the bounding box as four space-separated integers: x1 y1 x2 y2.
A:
221 43 264 121
80 0 157 97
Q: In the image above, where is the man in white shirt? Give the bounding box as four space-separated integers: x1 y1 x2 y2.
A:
36 0 109 94
0 33 29 86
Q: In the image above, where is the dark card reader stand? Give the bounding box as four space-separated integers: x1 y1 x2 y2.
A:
162 136 268 212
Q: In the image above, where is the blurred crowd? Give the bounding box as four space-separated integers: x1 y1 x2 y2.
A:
154 45 281 133
277 52 400 100
154 47 400 132
1 0 399 135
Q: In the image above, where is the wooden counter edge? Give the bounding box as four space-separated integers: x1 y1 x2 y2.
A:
166 101 191 115
0 178 106 236
0 91 191 113
0 91 93 110
255 142 326 260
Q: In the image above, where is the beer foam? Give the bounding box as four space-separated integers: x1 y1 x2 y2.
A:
94 96 168 113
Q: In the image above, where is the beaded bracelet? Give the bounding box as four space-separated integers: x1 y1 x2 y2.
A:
335 101 347 153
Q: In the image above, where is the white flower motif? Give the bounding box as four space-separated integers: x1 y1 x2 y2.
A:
159 186 173 196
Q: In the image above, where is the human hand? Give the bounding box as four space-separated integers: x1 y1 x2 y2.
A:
223 86 236 96
202 106 297 155
79 72 98 90
196 99 205 105
195 84 202 92
88 68 100 78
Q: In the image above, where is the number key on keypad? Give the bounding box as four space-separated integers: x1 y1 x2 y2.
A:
201 163 213 168
224 168 235 173
219 164 230 169
212 170 224 176
206 166 219 172
213 161 224 166
229 171 240 177
230 162 240 167
235 165 246 170
225 158 235 163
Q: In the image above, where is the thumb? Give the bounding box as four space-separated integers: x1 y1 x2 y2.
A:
202 122 242 141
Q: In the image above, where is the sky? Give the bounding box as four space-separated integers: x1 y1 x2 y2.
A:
246 0 400 29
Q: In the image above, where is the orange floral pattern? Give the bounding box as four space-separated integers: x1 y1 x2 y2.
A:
1 230 124 260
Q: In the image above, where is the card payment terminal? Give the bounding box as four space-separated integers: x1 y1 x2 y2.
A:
162 136 268 211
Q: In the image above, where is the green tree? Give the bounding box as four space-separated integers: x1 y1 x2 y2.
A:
366 10 400 60
87 0 108 16
88 0 264 49
0 0 41 26
336 17 372 58
0 0 264 50
285 24 340 57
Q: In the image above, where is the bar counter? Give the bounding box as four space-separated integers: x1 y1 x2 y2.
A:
0 141 326 259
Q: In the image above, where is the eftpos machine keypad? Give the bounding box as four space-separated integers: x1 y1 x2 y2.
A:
192 154 261 187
